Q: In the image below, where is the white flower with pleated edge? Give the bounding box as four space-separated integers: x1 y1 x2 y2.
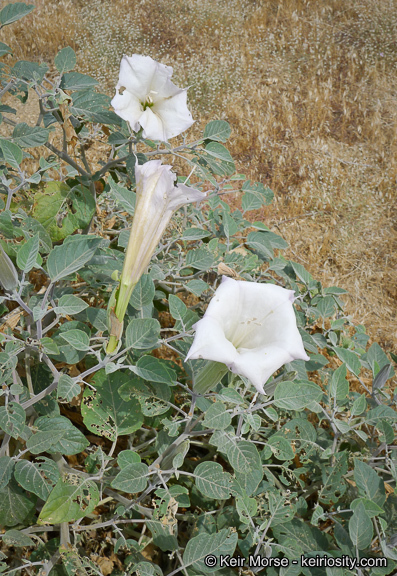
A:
111 54 194 142
185 277 310 394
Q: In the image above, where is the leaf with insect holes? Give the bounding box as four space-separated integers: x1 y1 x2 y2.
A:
82 370 143 441
39 478 99 524
33 182 96 242
14 458 60 501
0 402 25 439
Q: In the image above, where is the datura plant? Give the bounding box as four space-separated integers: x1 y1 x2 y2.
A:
0 4 396 576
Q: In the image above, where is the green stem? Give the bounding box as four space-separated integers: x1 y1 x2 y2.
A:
106 278 137 355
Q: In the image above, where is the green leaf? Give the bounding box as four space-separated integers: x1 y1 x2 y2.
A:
203 142 235 176
27 416 88 455
290 261 313 285
366 405 397 424
0 456 15 490
319 452 348 505
108 175 136 214
57 374 81 402
40 337 60 356
350 497 385 518
181 227 211 240
16 233 39 273
12 60 48 83
195 462 232 500
81 369 143 441
365 342 394 377
39 478 99 524
12 123 49 148
242 181 274 211
111 462 149 493
118 450 141 468
236 494 258 524
54 46 76 73
0 402 25 439
125 318 160 349
329 363 349 401
354 459 386 507
227 440 261 473
274 381 323 410
247 231 288 259
119 379 171 417
203 120 231 142
182 529 238 573
47 235 102 282
60 72 98 91
55 294 89 316
32 182 96 241
0 3 34 26
60 329 90 351
146 520 178 552
234 468 263 497
349 502 373 550
3 529 34 547
334 347 361 377
0 480 36 527
168 294 188 322
130 274 155 309
14 458 59 501
0 138 22 168
268 435 295 461
351 394 367 416
133 356 176 384
186 279 209 296
186 247 214 271
203 402 231 430
0 41 12 56
273 518 329 555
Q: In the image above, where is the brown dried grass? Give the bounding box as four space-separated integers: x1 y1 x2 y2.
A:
2 0 396 351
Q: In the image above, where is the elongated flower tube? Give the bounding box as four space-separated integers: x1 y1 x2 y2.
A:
185 277 310 394
111 54 194 142
106 160 206 354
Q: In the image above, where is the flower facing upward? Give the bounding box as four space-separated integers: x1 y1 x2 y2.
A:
111 54 194 142
185 277 310 394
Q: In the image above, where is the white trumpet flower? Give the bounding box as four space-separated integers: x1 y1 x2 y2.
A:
185 277 310 394
107 160 206 354
111 54 194 142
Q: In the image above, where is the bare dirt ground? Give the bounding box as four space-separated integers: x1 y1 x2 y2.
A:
3 0 396 352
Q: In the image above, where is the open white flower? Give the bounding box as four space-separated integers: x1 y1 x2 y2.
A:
107 160 206 354
185 277 310 394
111 54 194 142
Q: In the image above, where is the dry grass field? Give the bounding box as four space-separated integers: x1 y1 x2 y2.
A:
3 0 397 352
